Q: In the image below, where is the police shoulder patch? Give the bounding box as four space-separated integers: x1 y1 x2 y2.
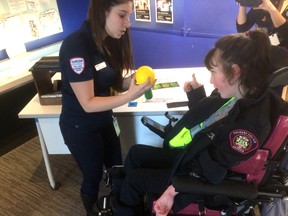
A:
70 57 85 74
229 129 258 154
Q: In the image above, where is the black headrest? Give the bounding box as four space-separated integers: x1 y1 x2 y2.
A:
268 67 288 88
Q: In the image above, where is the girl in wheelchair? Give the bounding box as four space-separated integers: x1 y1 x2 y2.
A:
111 30 288 216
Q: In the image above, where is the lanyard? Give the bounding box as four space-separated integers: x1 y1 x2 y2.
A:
169 97 237 149
192 97 236 137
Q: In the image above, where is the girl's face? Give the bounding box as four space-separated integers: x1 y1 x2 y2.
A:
209 52 241 99
105 2 133 39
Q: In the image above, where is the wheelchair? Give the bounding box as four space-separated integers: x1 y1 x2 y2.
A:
99 67 288 216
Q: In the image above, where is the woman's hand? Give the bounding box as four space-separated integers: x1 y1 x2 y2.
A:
254 0 286 28
254 0 278 11
153 185 178 216
183 73 202 92
126 76 155 101
71 76 155 113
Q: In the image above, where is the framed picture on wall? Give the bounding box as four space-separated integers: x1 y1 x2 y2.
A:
0 0 63 56
134 0 151 22
155 0 173 24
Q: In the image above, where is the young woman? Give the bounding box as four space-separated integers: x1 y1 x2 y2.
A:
236 0 288 49
59 0 154 215
114 30 288 216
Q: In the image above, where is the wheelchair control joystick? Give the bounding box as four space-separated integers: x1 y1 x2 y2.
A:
164 111 178 133
164 111 178 122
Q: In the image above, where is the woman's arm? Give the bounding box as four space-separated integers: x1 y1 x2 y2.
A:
255 0 286 28
236 7 261 32
122 72 135 91
70 76 152 112
237 6 248 25
276 21 288 48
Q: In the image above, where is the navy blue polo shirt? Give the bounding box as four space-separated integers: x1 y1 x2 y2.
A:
59 21 117 128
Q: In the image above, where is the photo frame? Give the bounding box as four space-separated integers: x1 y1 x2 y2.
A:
155 0 173 24
134 0 151 22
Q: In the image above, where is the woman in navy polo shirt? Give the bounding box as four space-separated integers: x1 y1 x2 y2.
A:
59 0 153 215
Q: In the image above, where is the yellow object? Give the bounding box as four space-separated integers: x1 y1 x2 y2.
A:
135 66 155 84
169 127 192 148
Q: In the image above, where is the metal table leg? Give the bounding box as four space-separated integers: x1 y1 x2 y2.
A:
35 119 60 190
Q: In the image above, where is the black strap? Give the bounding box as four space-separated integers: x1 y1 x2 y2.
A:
197 200 206 216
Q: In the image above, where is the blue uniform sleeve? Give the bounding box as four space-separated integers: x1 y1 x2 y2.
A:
59 36 95 83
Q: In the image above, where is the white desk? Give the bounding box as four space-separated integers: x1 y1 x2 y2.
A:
18 67 213 189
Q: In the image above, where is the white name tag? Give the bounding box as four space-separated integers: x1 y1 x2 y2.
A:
113 116 121 137
269 34 280 46
95 62 107 71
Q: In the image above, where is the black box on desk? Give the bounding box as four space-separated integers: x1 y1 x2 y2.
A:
30 56 62 105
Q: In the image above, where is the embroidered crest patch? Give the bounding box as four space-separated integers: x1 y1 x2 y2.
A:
229 129 258 154
70 57 85 74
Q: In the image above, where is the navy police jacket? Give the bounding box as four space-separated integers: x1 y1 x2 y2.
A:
164 86 287 185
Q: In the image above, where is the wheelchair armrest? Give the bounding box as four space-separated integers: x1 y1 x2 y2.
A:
172 176 258 200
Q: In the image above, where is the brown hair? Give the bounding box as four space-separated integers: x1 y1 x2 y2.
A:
87 0 134 91
205 30 272 98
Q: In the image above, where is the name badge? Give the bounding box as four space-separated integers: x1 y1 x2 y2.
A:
269 34 280 46
95 62 107 71
113 116 121 137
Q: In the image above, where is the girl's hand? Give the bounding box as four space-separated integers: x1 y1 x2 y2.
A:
183 73 202 92
153 185 178 216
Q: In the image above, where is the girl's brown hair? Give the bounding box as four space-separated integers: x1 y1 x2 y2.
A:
205 30 272 98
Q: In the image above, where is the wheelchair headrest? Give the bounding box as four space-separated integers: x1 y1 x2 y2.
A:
268 67 288 88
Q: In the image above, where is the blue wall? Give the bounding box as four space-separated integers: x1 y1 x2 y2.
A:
1 0 239 68
131 29 217 69
130 0 239 69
